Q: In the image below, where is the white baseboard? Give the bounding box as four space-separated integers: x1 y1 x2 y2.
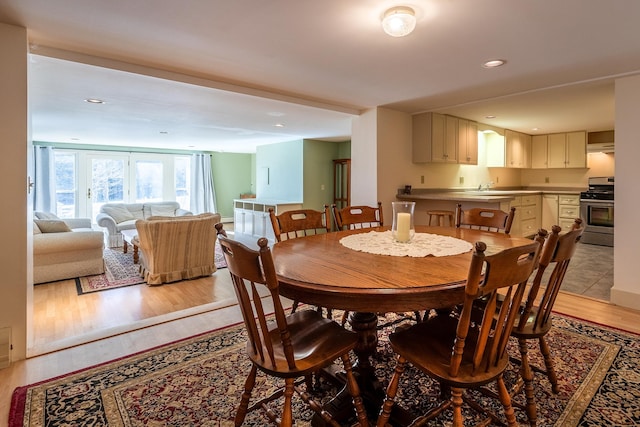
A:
610 287 640 311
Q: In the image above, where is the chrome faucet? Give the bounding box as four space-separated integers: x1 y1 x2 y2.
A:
478 182 494 191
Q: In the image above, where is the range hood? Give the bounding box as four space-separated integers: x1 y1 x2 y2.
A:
587 130 615 153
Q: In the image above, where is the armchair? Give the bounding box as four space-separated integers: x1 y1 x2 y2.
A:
135 212 220 285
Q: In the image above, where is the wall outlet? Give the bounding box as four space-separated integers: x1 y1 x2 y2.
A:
545 177 550 183
459 176 464 185
320 184 325 190
421 175 424 184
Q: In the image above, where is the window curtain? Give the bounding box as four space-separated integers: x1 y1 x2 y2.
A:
33 146 56 213
191 153 217 214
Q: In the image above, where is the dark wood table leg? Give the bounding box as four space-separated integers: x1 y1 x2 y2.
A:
123 240 128 253
132 244 139 264
312 311 383 425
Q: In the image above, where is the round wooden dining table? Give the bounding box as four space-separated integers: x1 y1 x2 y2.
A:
271 225 536 425
272 225 534 313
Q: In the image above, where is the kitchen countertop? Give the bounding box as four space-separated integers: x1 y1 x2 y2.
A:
396 188 585 203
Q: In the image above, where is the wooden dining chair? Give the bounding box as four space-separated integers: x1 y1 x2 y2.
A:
455 203 516 234
332 202 383 230
376 238 542 427
507 219 584 425
269 206 332 316
269 206 331 242
217 234 370 427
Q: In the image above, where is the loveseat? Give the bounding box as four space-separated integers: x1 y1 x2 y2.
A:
96 202 192 247
33 213 105 284
134 212 221 285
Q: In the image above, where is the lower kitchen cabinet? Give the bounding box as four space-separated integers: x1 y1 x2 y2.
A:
503 194 541 237
558 194 581 231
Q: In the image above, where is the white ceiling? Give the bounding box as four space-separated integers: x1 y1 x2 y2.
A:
2 0 640 153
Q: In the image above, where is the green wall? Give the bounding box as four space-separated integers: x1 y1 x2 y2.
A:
303 139 340 210
211 152 253 219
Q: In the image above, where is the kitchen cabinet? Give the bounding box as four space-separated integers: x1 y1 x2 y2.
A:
519 194 541 237
541 194 559 230
506 194 540 237
457 118 478 165
234 199 302 242
412 112 457 163
413 113 477 164
548 131 586 168
505 130 531 168
531 135 549 169
558 194 581 232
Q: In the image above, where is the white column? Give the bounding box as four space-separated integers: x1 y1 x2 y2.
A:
0 23 29 361
611 74 640 310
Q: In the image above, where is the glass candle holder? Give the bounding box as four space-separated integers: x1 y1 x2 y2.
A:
392 201 415 243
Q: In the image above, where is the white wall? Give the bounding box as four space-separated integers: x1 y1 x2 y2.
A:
611 74 640 309
351 109 378 206
0 23 29 361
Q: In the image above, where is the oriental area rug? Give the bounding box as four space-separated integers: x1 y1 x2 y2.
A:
9 312 640 426
75 241 228 294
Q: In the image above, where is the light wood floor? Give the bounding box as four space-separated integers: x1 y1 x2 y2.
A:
2 275 639 425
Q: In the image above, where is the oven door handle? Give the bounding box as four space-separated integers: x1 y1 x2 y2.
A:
580 199 614 205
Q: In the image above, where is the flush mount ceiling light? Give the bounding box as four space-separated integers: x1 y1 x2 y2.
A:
382 6 416 37
482 59 506 68
85 98 105 104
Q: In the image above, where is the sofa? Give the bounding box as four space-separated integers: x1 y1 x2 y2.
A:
33 212 105 284
134 212 221 285
96 202 192 247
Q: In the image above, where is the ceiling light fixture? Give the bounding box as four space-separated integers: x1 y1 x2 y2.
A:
274 123 285 128
382 6 416 37
485 115 496 119
482 59 506 68
85 98 105 104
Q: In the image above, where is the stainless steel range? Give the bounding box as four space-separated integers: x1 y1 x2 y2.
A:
580 176 614 246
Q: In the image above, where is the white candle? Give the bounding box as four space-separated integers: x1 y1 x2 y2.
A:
396 212 411 242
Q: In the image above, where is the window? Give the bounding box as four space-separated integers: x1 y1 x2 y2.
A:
49 149 194 220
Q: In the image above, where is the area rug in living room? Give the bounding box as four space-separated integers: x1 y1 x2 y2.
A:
76 241 228 295
9 312 640 426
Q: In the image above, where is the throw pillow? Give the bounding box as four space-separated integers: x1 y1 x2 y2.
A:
33 221 42 234
34 219 72 233
34 211 60 220
102 206 135 224
150 205 176 217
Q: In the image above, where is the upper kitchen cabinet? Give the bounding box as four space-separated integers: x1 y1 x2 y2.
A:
413 113 477 164
547 131 586 168
504 129 531 168
458 118 478 165
413 112 457 163
531 134 548 168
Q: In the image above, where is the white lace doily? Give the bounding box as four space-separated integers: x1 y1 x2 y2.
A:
339 231 473 257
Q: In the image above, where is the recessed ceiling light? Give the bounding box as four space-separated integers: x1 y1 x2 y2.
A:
159 131 169 134
85 98 105 104
532 127 540 131
482 59 506 68
274 123 285 128
485 115 496 119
